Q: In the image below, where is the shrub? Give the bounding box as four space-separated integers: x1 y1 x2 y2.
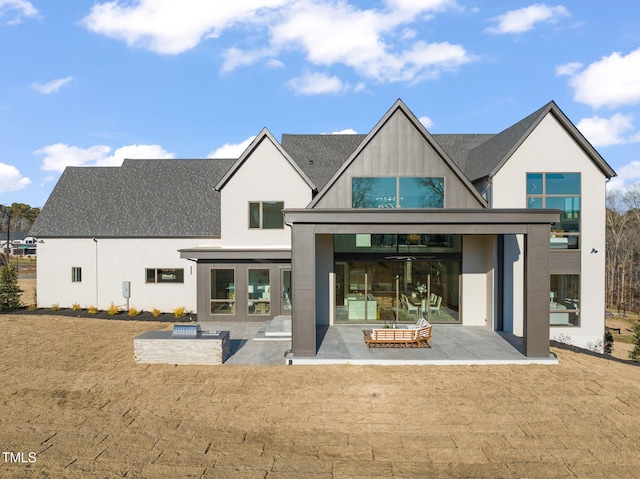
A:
27 302 37 311
127 307 140 317
88 305 98 315
0 264 21 311
628 321 640 361
51 303 61 312
71 303 82 311
604 331 614 356
107 303 120 316
173 307 186 319
151 308 162 317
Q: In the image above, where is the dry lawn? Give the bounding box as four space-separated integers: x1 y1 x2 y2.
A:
1 314 640 479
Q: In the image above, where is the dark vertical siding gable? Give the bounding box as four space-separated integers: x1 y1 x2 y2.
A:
313 109 484 209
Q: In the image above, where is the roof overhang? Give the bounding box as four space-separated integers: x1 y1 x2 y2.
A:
284 208 561 235
179 247 291 261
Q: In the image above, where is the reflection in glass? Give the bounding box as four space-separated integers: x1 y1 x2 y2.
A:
550 274 580 326
399 177 444 208
210 269 235 315
248 269 270 314
546 173 580 195
352 177 396 208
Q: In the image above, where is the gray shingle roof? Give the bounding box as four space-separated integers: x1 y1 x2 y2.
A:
31 159 235 237
281 134 367 190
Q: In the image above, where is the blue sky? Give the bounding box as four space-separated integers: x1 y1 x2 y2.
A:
1 0 640 208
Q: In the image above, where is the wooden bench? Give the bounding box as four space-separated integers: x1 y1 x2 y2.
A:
364 326 432 348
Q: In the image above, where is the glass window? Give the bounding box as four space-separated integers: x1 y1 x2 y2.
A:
546 173 580 195
248 268 270 315
71 267 82 283
526 173 542 195
263 202 284 229
211 269 235 315
527 173 580 249
352 177 444 208
248 201 284 229
399 177 444 208
352 177 396 208
249 202 260 229
550 274 580 327
146 268 184 283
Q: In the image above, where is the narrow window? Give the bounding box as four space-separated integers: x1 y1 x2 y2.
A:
145 268 184 283
71 267 82 282
550 274 580 327
248 268 270 315
211 268 235 315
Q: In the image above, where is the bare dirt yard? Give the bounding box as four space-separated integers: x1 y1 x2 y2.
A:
1 312 640 479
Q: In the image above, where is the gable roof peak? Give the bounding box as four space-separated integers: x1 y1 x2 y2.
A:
215 127 316 191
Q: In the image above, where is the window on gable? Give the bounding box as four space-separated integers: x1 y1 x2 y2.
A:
248 201 284 229
71 267 82 283
527 173 580 249
352 177 444 208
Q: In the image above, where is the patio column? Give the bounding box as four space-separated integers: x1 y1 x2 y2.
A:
524 224 551 358
291 223 317 356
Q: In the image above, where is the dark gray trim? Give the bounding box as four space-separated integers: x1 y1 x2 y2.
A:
285 208 561 226
180 248 291 261
549 250 581 274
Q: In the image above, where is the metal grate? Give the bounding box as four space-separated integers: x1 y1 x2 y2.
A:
172 324 200 338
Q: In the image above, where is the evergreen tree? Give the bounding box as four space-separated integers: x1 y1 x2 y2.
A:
0 263 21 310
629 320 640 361
604 331 614 356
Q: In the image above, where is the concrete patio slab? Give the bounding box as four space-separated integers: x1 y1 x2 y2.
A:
199 321 558 366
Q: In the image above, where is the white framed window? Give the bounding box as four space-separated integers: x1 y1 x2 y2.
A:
249 201 284 229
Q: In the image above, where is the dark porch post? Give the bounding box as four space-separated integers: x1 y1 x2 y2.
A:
524 224 551 357
291 223 317 356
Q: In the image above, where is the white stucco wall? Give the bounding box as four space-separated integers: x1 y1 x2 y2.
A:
462 235 496 327
492 113 608 349
36 237 216 313
220 136 312 248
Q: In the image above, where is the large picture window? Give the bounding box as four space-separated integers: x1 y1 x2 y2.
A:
550 274 580 327
210 268 235 315
352 177 444 208
527 173 580 249
249 201 284 229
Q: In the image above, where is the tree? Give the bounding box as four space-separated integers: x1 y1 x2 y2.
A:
0 263 21 311
629 320 640 361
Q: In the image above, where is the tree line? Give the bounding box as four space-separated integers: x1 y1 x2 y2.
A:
606 184 640 315
0 203 41 234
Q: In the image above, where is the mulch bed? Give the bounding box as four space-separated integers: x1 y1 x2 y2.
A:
362 329 431 348
0 306 195 323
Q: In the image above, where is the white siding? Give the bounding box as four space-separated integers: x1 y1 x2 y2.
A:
462 235 496 327
36 237 217 313
220 136 312 247
492 113 607 349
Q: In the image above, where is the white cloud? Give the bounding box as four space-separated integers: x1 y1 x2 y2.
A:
576 114 637 147
31 76 74 94
82 0 289 55
208 136 256 158
418 116 434 129
35 143 173 172
563 48 640 109
555 62 581 77
288 72 345 95
485 4 570 34
0 0 38 25
0 162 30 193
330 129 358 134
84 0 473 88
607 161 640 191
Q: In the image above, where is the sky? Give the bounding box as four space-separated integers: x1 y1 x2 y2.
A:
1 0 640 209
